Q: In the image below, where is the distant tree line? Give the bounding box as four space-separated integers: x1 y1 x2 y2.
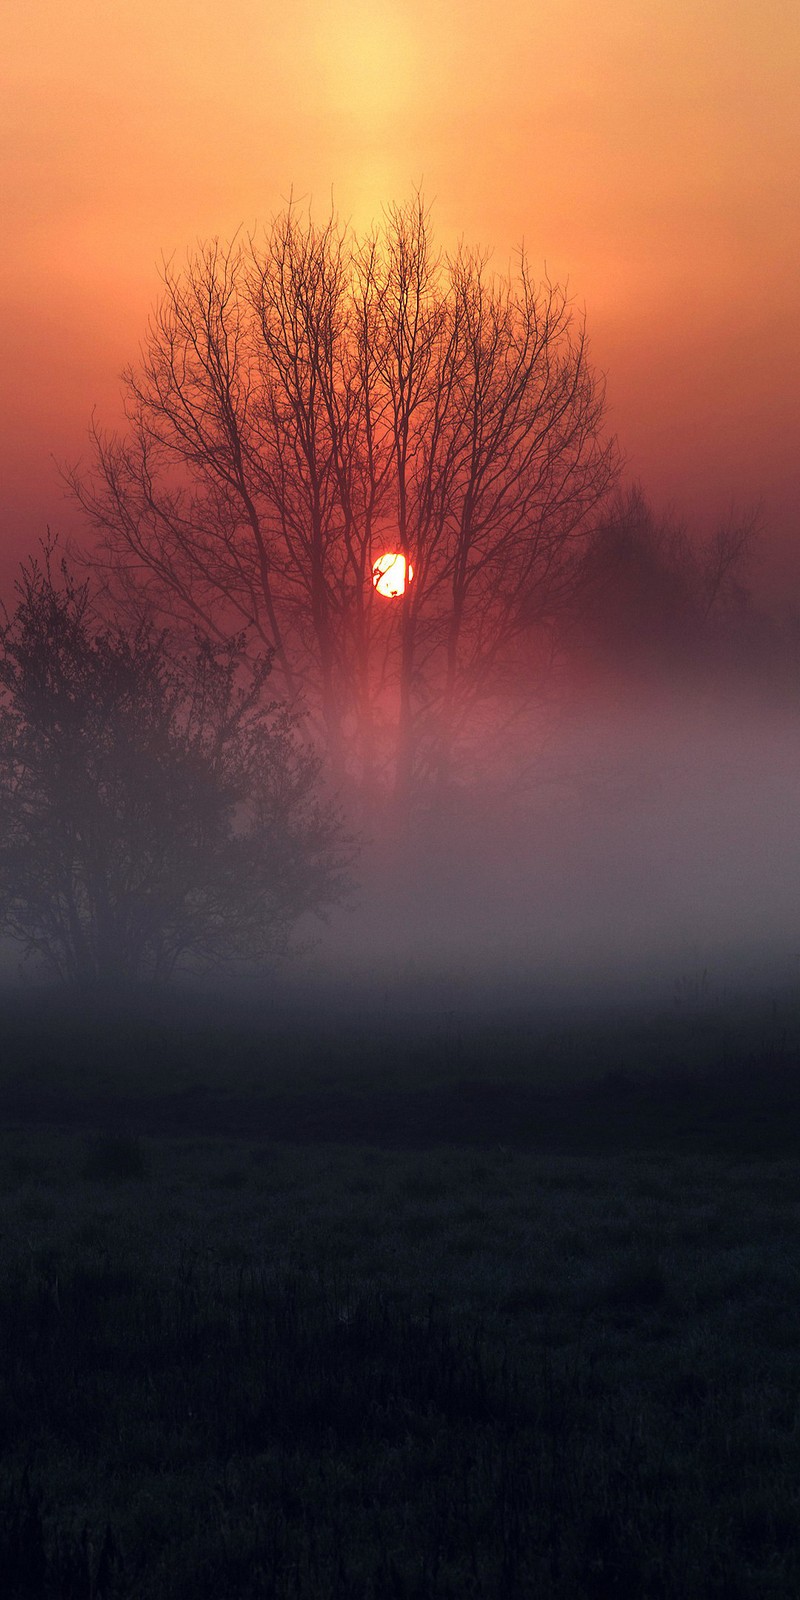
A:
566 483 764 690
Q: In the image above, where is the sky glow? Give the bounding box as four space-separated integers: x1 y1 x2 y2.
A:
1 0 798 594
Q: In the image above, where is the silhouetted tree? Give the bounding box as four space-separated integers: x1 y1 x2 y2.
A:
67 196 619 809
567 485 760 686
0 549 351 986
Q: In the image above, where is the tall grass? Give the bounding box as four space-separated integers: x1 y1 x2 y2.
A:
0 987 798 1595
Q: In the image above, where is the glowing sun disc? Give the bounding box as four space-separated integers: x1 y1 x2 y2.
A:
372 552 413 598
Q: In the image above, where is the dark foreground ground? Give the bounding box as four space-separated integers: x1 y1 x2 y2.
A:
1 982 800 1597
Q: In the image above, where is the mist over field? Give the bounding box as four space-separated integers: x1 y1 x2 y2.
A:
2 494 798 1034
5 554 800 1028
296 698 797 1021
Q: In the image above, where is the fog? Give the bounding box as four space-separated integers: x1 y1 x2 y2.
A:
4 685 798 1029
3 525 800 1036
296 692 800 1027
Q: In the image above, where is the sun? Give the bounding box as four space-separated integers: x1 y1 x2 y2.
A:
372 552 413 598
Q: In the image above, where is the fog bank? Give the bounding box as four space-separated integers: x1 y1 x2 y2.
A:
302 695 800 1020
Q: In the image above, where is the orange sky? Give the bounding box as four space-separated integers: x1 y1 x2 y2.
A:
2 0 799 597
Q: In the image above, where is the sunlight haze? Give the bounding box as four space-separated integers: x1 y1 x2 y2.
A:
1 0 798 590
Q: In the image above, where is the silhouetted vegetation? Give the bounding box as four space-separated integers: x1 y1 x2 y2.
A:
68 196 619 805
568 483 760 689
0 549 352 986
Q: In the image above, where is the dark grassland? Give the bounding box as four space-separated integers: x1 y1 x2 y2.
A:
1 984 800 1597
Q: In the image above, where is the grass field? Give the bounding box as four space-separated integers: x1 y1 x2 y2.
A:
1 982 799 1597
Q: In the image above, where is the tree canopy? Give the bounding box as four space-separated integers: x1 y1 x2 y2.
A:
0 550 351 986
69 196 620 805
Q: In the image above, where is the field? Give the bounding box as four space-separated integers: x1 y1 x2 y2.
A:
1 982 800 1598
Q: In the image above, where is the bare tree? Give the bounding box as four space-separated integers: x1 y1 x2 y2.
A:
0 548 351 986
67 197 619 811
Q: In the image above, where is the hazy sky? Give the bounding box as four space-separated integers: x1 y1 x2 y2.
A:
2 0 798 593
